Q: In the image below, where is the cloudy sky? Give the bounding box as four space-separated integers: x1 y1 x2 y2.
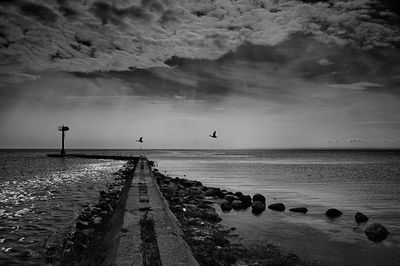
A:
0 0 399 149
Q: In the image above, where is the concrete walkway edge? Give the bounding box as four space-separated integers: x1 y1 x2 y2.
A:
147 162 199 266
115 157 199 266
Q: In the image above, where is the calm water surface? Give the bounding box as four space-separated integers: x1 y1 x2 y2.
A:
147 149 400 266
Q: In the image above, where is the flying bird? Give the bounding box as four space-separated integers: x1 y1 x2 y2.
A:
209 131 217 138
136 137 143 143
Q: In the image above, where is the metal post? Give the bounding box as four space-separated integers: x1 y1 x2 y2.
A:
61 129 65 155
58 125 69 155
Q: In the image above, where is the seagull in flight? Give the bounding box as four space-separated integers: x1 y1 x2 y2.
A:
136 137 143 143
209 131 217 138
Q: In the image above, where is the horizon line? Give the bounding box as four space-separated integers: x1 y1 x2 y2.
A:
1 147 400 151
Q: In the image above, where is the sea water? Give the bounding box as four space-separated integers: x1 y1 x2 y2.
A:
0 150 125 265
148 149 400 266
1 149 399 265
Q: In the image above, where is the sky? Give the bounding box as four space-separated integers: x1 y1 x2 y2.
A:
0 0 399 149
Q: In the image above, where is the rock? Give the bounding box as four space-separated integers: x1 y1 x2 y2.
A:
365 223 389 241
252 194 266 204
234 192 243 198
325 208 342 218
221 200 232 211
213 231 229 246
251 201 266 214
268 203 285 212
203 209 222 222
239 195 252 208
355 212 369 223
181 180 198 188
289 207 308 213
76 220 89 230
93 216 102 224
204 187 221 197
231 200 244 210
224 195 239 203
81 229 94 238
186 206 221 222
221 191 231 198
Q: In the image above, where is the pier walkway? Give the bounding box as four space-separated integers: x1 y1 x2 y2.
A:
115 157 199 266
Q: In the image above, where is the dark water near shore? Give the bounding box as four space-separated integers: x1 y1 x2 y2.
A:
148 149 400 266
1 149 400 265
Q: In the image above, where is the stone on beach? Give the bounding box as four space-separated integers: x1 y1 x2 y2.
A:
325 208 342 218
252 194 266 204
239 195 252 208
231 200 244 210
220 200 232 211
355 212 369 223
268 203 285 212
234 192 243 198
251 201 266 214
204 187 222 197
76 220 89 230
365 223 389 242
289 207 308 213
224 195 239 203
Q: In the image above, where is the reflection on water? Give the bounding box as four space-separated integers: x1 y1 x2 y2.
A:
1 149 399 265
151 149 400 266
0 151 124 265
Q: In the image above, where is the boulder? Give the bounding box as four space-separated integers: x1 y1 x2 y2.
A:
181 180 198 188
268 203 285 212
252 194 266 204
204 187 221 197
76 220 89 230
93 216 102 224
289 207 308 213
239 195 252 208
220 200 232 211
365 223 389 242
251 201 266 214
189 207 222 222
224 195 239 203
231 200 244 210
355 212 369 223
234 192 243 198
325 208 342 218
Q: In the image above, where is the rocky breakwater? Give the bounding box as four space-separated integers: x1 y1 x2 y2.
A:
43 160 137 265
154 170 305 266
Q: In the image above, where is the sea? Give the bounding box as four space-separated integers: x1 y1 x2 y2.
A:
1 149 400 265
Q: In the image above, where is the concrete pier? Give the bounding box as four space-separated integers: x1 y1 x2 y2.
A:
115 157 199 266
47 153 137 160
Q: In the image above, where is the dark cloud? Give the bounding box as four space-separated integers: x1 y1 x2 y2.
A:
158 8 183 24
1 0 400 76
19 2 58 23
58 4 79 19
72 67 233 102
165 33 400 100
379 0 400 14
90 1 152 25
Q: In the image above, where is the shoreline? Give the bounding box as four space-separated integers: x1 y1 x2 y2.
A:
41 156 393 265
44 160 306 265
153 169 306 266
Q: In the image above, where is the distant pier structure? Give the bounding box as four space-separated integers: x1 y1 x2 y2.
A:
58 124 70 155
